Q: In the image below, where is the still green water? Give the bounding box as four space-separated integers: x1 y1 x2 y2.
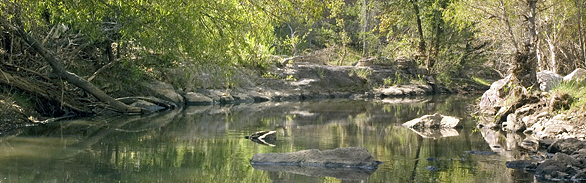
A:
0 95 534 183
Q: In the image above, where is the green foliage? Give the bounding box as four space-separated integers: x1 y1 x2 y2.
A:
393 71 408 85
261 72 297 81
349 68 372 80
437 72 453 86
385 72 427 86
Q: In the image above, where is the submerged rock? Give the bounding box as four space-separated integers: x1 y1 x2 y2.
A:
425 166 438 171
548 138 586 154
402 113 461 129
250 163 377 180
250 147 381 169
506 160 537 170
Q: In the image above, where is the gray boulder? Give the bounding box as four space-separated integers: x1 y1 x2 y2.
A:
563 68 586 82
146 81 184 105
548 138 586 154
537 70 562 91
184 92 214 105
503 113 526 132
402 113 461 129
250 147 381 169
479 75 512 114
378 85 433 97
355 56 376 67
208 90 235 103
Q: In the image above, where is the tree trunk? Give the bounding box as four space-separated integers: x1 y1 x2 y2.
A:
410 0 426 58
576 0 586 63
362 0 369 57
500 0 519 52
546 36 558 73
510 0 538 88
9 23 143 114
428 2 447 71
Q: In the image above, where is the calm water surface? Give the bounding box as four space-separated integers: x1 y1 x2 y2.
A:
0 95 535 182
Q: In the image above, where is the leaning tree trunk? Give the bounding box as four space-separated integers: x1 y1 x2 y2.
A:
7 23 143 114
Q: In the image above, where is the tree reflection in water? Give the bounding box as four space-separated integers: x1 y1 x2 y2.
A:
0 95 536 182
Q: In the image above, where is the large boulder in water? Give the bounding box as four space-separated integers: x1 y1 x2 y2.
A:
250 147 381 169
402 113 461 129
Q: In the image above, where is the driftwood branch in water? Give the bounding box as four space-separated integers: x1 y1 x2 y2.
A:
3 20 143 114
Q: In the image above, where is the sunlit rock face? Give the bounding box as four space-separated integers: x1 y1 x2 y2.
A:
402 113 461 129
563 68 586 82
537 70 562 92
478 75 512 115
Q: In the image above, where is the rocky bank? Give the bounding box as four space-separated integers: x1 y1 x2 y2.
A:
478 68 586 182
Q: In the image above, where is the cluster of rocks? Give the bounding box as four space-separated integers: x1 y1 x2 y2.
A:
507 138 586 182
478 68 586 181
130 61 457 112
478 68 586 140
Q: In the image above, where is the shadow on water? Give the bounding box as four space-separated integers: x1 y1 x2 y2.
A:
0 95 537 182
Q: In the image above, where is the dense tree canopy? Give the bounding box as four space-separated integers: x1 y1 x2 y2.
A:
1 0 585 98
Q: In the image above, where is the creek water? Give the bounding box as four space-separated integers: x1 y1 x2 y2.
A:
0 95 536 182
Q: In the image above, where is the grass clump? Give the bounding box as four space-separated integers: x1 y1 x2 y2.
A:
349 68 372 80
550 80 586 112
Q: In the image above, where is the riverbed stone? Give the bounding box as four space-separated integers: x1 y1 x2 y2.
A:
506 160 537 170
503 113 526 132
208 90 234 103
548 138 586 154
184 92 214 105
402 113 461 129
250 147 381 169
232 92 255 103
146 81 184 105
